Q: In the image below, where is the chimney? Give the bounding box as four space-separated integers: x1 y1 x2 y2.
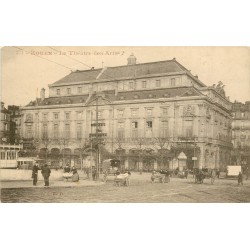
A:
40 88 45 101
127 53 137 65
194 75 198 79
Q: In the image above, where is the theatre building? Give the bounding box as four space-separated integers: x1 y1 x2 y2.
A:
20 55 232 171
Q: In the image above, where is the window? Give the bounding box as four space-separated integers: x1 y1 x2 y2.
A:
162 108 168 116
142 81 147 88
156 79 161 87
65 113 70 120
56 89 60 95
131 109 138 117
132 121 138 129
117 110 124 117
131 121 138 138
65 124 70 138
0 152 5 160
54 113 59 120
42 123 48 138
241 112 245 118
76 123 82 139
118 122 124 138
146 121 152 128
170 78 175 87
161 121 169 137
76 112 82 120
184 120 193 137
42 113 48 120
146 121 153 138
26 113 33 122
129 81 136 89
67 88 71 94
26 125 33 138
146 109 153 116
78 87 82 93
53 124 59 139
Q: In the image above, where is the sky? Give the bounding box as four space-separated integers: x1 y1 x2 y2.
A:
1 46 249 107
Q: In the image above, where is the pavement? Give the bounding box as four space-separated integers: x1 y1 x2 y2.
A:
0 169 105 189
1 172 250 202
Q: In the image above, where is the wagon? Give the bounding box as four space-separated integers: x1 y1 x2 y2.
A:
151 170 170 183
102 159 121 182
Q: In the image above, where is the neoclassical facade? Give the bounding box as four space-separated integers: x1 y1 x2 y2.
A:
21 55 232 170
231 101 250 167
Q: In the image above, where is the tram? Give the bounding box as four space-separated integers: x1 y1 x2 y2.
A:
0 144 23 169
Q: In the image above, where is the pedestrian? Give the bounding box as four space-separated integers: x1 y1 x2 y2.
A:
245 166 249 180
64 163 71 173
41 164 51 187
184 168 189 179
92 166 97 181
216 168 220 179
71 167 79 182
85 165 90 179
32 161 40 186
238 171 243 186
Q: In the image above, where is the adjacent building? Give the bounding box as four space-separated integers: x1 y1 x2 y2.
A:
20 55 233 170
8 105 22 144
231 101 250 168
0 102 11 144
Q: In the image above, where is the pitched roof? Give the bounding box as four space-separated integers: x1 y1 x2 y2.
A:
52 69 102 85
25 86 203 107
50 59 193 86
98 60 185 80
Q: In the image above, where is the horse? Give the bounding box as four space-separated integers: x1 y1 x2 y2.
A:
194 169 206 184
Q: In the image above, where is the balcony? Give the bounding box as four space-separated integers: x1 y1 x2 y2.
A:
177 136 197 142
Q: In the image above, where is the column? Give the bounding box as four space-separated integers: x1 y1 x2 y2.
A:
154 160 158 170
199 145 205 169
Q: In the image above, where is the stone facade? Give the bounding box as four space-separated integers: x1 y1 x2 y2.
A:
20 57 232 170
231 101 250 167
0 102 11 144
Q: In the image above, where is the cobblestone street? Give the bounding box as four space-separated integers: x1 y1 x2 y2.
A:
1 172 250 203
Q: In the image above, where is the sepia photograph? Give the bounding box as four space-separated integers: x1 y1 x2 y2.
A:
1 46 250 203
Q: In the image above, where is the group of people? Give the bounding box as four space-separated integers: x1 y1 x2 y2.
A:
63 163 79 182
32 161 51 187
31 162 80 187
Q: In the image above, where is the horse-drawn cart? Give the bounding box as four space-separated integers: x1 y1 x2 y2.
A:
114 172 131 186
102 159 121 182
151 170 170 183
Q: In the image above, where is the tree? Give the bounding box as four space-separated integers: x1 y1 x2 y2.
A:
113 137 126 162
40 133 52 161
56 137 69 166
75 137 91 170
132 137 147 173
152 137 172 169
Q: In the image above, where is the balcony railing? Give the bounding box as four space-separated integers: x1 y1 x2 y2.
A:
177 136 198 142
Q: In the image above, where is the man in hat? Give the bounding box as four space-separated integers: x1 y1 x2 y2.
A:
238 171 243 186
32 161 40 186
41 164 51 187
